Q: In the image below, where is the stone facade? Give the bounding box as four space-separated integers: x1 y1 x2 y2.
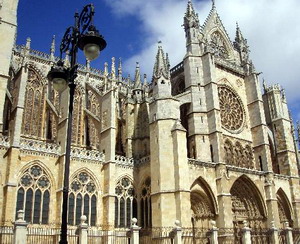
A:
0 0 300 243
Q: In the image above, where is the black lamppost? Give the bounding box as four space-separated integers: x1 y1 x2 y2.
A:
47 4 106 244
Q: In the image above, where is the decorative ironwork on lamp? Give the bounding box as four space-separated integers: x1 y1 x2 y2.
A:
47 4 106 244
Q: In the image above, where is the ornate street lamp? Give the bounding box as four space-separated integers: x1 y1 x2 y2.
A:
47 4 106 244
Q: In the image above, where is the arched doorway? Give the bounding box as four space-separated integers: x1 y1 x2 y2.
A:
276 188 293 228
230 176 267 241
190 178 217 228
190 178 217 244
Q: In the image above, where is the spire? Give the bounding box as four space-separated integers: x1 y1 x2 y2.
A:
134 62 142 89
153 42 170 80
104 62 108 76
234 22 250 64
118 58 122 76
86 59 90 71
64 50 70 67
50 35 56 62
111 57 116 79
25 37 31 49
50 35 55 55
212 0 215 9
184 0 200 31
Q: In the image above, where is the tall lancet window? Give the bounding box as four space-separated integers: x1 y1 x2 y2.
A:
86 90 100 149
71 88 83 146
115 177 137 228
15 164 51 224
67 171 98 226
22 68 46 138
140 177 151 228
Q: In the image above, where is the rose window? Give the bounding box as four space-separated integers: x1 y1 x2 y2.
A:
218 86 244 132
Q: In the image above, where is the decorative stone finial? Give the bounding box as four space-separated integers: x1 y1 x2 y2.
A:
211 220 216 228
243 220 249 228
17 210 25 221
104 62 108 76
284 222 290 229
80 215 87 224
26 37 31 49
175 220 181 227
86 59 91 71
270 221 276 229
131 218 138 227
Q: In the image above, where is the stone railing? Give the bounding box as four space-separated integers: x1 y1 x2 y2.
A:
20 138 60 156
226 165 264 176
0 135 9 148
274 173 291 181
215 58 245 76
170 61 184 76
135 156 151 167
71 147 104 163
188 159 217 168
115 155 134 168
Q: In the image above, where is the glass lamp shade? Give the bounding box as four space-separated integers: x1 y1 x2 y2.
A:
52 77 68 92
78 26 107 61
83 43 100 61
47 63 68 92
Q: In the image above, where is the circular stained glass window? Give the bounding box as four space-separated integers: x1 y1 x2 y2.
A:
218 86 244 132
115 186 123 195
86 182 96 193
121 178 129 187
37 176 50 189
71 181 81 192
30 165 42 178
78 172 89 183
21 174 33 187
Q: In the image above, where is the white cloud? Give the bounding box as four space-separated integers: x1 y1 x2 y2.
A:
105 0 300 107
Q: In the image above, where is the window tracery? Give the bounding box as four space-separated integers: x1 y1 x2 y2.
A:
86 90 100 149
210 31 229 59
68 171 97 226
15 164 51 224
218 86 245 133
46 88 59 141
22 68 46 138
224 139 254 169
114 177 137 228
140 177 151 228
72 88 83 145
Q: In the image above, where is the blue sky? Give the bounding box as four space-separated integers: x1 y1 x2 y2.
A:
17 0 144 68
17 0 300 129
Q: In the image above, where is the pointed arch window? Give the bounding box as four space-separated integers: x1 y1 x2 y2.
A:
15 165 51 224
22 68 46 138
72 88 83 145
115 177 137 228
210 31 229 59
140 177 151 228
68 171 98 226
86 90 101 149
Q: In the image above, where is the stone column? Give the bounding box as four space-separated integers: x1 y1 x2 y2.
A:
241 220 251 244
269 221 279 244
173 220 182 244
130 218 141 244
13 210 28 244
78 215 88 244
284 222 293 244
210 220 218 244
